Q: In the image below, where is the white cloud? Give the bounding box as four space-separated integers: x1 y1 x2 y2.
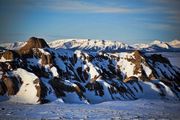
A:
3 0 180 25
35 0 135 13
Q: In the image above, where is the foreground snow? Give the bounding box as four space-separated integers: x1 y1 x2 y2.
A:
0 99 179 120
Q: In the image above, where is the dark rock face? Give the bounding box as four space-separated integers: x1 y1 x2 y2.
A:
0 81 7 95
148 54 171 64
145 54 180 85
1 75 20 95
0 37 180 104
33 78 49 104
124 76 138 83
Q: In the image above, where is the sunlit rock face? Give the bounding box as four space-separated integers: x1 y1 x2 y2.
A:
0 37 179 104
19 37 49 55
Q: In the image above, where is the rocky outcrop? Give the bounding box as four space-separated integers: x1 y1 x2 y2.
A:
19 37 49 55
33 78 49 104
41 54 53 66
1 74 20 95
126 50 154 81
0 50 19 62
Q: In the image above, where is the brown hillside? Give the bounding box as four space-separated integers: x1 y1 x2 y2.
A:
19 37 49 55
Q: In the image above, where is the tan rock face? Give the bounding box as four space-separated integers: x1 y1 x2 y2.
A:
41 54 53 66
32 48 53 66
1 50 19 61
19 37 49 55
129 50 144 75
126 50 148 80
33 78 49 104
125 50 157 81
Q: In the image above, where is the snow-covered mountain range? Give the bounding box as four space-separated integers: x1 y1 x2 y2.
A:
49 39 180 52
49 39 133 52
0 37 180 104
132 40 180 52
0 39 180 52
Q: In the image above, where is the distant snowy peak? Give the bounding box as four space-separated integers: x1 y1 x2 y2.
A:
132 43 150 50
49 39 133 51
151 40 162 44
168 40 180 48
151 40 170 49
133 40 180 52
0 42 25 50
49 39 180 52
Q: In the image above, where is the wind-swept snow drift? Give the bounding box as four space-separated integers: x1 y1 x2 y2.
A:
0 37 180 104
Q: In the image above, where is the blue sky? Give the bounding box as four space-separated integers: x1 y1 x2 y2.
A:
0 0 179 44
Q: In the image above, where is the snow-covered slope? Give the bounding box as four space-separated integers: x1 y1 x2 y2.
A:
0 37 179 104
10 68 40 104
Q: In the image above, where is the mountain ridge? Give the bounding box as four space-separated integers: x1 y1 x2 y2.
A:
0 38 180 52
0 37 179 104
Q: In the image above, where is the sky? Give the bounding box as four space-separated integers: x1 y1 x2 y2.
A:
0 0 180 44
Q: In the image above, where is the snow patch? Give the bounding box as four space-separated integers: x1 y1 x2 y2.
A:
11 68 39 104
